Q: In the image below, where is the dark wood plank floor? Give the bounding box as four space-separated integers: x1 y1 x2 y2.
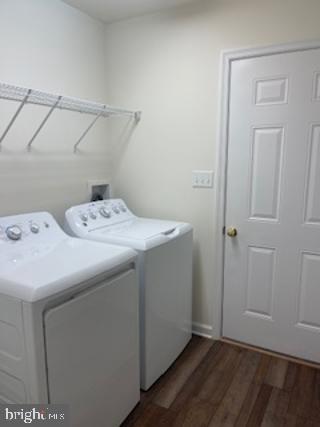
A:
122 336 320 427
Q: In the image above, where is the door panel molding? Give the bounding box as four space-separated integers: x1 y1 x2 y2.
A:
248 126 284 222
304 124 320 224
212 39 320 340
244 245 276 320
296 251 320 331
254 76 289 106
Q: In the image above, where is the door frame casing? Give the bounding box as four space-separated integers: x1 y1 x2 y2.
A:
212 39 320 340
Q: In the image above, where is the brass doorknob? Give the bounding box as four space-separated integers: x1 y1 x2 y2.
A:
227 227 237 237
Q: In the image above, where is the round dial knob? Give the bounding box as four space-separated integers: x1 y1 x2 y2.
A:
100 207 111 218
30 223 40 234
120 205 126 212
80 213 88 222
89 212 97 220
6 225 22 241
113 206 120 214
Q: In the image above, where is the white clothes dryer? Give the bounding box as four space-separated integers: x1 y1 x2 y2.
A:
0 211 140 427
65 199 193 390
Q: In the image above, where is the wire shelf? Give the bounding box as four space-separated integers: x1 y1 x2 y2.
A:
0 81 141 152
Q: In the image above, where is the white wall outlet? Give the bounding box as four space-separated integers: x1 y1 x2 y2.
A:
192 170 214 188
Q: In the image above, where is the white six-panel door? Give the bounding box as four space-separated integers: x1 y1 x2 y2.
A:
223 48 320 362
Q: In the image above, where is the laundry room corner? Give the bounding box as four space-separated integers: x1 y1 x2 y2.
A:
0 0 112 223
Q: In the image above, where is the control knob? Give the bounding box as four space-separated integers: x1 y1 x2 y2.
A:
30 223 40 234
89 212 97 220
80 213 88 222
100 207 111 218
6 225 22 241
113 206 120 214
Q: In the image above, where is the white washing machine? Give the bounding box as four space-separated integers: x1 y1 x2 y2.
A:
65 199 193 390
0 211 140 427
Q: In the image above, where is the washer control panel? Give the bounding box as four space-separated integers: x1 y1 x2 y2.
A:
66 199 135 232
0 212 63 244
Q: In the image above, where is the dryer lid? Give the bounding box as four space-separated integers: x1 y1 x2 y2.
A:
0 212 136 302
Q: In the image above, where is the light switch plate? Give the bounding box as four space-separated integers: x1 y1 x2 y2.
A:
192 170 214 188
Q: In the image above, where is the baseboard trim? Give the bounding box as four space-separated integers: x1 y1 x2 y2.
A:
221 337 320 370
192 322 213 339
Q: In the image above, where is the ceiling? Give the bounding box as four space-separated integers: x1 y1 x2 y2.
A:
62 0 196 24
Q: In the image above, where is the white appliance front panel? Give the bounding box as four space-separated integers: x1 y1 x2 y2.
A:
45 269 140 427
141 230 192 390
223 48 320 362
0 295 27 404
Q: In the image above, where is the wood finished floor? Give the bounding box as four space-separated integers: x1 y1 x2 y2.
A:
122 336 320 427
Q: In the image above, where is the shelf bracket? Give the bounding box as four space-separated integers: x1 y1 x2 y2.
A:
135 111 142 123
27 96 62 151
74 109 105 153
0 89 31 151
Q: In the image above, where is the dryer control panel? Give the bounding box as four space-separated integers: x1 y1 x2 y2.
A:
0 212 68 271
0 212 64 244
65 199 135 232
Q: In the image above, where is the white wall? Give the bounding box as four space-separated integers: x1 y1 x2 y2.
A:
0 0 110 223
105 0 320 333
3 0 320 333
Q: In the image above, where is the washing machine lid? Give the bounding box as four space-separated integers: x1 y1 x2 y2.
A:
104 218 180 239
0 212 136 302
90 218 192 250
